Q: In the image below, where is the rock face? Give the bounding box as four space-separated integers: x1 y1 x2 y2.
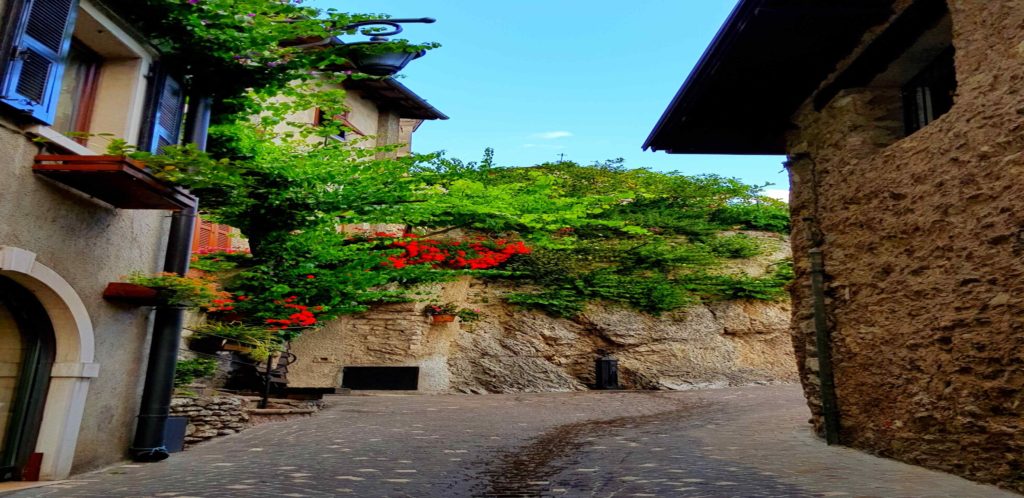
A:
288 232 797 394
447 291 796 394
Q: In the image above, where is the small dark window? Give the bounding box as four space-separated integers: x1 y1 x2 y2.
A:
902 48 956 135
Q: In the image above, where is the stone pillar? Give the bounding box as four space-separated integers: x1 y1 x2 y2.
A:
375 110 401 160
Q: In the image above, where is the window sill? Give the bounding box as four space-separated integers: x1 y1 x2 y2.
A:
24 125 97 156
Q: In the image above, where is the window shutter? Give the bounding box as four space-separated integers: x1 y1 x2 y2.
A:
0 0 78 123
146 74 184 154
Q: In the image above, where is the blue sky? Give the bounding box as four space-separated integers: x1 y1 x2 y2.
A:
315 1 789 196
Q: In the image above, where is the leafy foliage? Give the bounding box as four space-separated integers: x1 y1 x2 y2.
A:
485 162 792 317
173 358 218 388
124 272 229 310
704 234 763 259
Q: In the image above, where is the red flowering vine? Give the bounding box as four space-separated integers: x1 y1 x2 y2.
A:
372 234 531 271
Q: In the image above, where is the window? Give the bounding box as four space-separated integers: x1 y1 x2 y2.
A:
0 0 79 123
52 41 101 140
902 48 956 135
1 0 189 154
314 107 350 141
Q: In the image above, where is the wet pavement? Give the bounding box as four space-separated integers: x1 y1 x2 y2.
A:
4 385 1018 497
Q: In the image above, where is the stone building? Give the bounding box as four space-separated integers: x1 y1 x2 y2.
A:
193 77 446 253
646 0 1024 491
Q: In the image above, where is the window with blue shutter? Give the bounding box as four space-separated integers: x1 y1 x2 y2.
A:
0 0 79 124
142 73 185 154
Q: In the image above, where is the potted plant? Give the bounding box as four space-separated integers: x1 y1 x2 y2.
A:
424 303 459 323
105 272 228 309
456 308 483 323
188 322 283 361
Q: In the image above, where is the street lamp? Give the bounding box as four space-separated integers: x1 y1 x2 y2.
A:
285 18 436 77
341 18 436 76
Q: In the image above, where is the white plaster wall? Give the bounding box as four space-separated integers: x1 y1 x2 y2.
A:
0 118 167 474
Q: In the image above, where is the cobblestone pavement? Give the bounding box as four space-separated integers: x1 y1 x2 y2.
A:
5 385 1018 497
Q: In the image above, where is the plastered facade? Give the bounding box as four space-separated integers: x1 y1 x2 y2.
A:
786 0 1024 491
0 118 168 475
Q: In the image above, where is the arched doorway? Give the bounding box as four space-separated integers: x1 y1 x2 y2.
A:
0 276 55 482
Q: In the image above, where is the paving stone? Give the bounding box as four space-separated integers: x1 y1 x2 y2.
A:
4 386 1018 497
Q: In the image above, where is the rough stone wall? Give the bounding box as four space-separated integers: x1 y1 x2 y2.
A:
289 233 796 394
786 0 1024 491
448 286 796 394
170 395 323 447
0 119 168 474
289 279 468 392
171 396 250 445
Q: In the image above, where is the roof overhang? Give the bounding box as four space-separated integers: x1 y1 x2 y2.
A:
644 0 894 155
344 77 448 121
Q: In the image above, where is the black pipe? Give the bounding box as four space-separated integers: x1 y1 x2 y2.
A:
130 209 196 462
809 248 840 445
131 92 209 462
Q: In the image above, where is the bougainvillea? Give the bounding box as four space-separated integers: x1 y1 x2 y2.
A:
376 233 531 271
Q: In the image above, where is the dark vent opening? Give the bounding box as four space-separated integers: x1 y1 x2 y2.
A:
342 366 419 391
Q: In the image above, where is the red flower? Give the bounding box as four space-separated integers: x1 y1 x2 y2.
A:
306 274 315 279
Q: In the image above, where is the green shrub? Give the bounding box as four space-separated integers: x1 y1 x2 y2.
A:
711 201 790 233
705 234 762 259
506 289 586 318
174 358 218 388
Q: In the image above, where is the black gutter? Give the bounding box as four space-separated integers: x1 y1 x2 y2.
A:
130 94 207 462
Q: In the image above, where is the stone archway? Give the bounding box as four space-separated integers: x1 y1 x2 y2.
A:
0 247 98 480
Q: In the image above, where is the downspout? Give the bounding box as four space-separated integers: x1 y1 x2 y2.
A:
796 152 840 445
808 245 840 444
130 95 209 462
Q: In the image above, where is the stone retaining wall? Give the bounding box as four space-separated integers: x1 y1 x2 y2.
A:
170 396 250 446
170 394 324 447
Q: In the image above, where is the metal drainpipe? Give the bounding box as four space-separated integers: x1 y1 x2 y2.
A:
796 155 841 445
808 247 840 445
130 95 208 462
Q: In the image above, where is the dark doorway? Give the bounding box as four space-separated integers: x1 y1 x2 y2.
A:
342 366 419 391
0 276 55 482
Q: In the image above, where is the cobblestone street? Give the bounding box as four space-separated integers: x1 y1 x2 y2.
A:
3 385 1017 497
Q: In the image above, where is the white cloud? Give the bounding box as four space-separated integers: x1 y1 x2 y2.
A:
531 131 573 140
763 189 790 202
522 143 565 149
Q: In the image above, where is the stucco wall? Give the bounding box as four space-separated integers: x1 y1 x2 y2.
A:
786 0 1024 491
0 118 168 473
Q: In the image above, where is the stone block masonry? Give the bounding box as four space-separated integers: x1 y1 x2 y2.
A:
785 0 1024 491
170 395 323 446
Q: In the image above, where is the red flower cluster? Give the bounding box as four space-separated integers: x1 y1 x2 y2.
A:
380 235 531 270
264 296 318 330
207 297 236 312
